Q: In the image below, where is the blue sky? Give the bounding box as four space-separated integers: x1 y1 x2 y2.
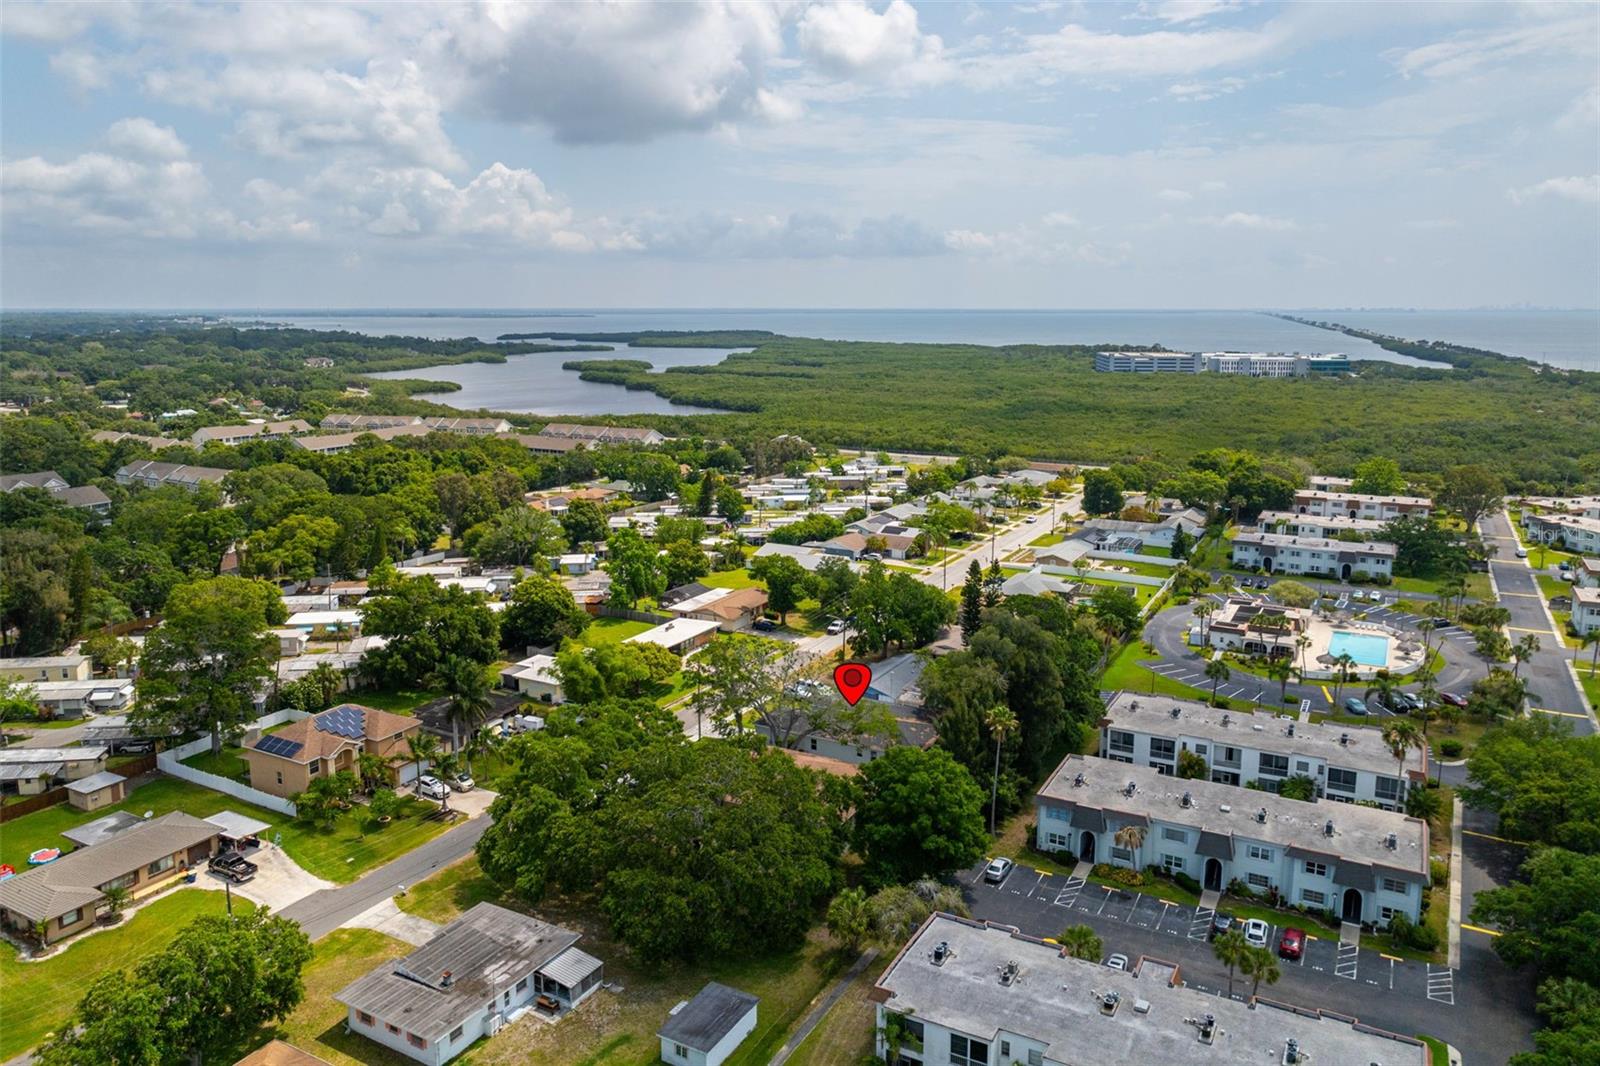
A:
2 1 1596 309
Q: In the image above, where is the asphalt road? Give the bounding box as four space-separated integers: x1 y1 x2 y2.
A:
1479 511 1592 733
960 859 1538 1063
277 813 488 940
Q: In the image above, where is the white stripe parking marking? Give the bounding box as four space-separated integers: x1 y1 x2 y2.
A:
1053 875 1085 908
1190 906 1214 941
1426 965 1456 1005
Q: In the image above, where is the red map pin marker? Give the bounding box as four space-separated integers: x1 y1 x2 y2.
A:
833 662 872 706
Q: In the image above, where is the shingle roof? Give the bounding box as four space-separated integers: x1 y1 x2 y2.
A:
658 982 759 1052
250 703 419 764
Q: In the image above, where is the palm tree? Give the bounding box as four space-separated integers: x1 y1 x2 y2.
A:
1213 929 1250 996
1204 658 1231 703
1331 653 1357 705
356 750 392 793
431 655 493 770
405 731 441 790
1242 945 1281 999
1113 823 1146 870
99 884 131 923
982 705 1019 836
1511 634 1541 681
1363 671 1402 715
1381 719 1423 802
1294 634 1312 674
1192 601 1215 644
1058 924 1103 962
1266 657 1294 704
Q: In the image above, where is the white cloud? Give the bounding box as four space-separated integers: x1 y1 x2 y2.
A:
1042 210 1080 226
48 47 111 91
106 117 189 161
968 18 1289 84
795 1 945 83
1199 211 1298 231
1136 1 1244 25
1508 175 1600 206
2 148 215 239
1157 188 1193 202
1389 16 1598 80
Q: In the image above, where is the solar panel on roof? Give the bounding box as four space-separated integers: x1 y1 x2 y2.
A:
255 735 303 758
313 704 366 739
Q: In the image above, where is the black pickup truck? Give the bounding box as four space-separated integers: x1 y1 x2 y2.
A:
208 850 258 884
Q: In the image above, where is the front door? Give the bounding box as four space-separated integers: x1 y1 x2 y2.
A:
1204 858 1223 892
1342 888 1363 923
1078 831 1096 863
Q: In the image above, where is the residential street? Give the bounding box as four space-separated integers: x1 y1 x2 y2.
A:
1479 511 1592 733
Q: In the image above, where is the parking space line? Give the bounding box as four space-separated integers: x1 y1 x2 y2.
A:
1153 900 1175 934
1096 886 1112 916
1024 872 1046 898
1427 965 1456 1005
1189 905 1214 941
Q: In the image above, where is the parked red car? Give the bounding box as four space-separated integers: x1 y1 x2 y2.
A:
1278 927 1305 960
1439 692 1470 708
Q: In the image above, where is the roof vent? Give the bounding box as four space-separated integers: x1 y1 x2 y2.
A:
1124 781 1137 798
1197 1012 1217 1045
1286 723 1295 737
1284 1038 1302 1065
1221 713 1231 727
1252 723 1264 732
932 941 950 966
1219 803 1231 813
1073 773 1086 788
1256 807 1268 824
1324 819 1336 837
1386 832 1398 850
1099 990 1122 1016
1000 960 1020 986
1340 732 1349 746
1181 791 1193 809
1170 706 1182 719
440 970 453 987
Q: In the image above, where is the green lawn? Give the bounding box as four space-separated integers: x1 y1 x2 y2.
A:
0 889 256 1061
1137 544 1173 558
345 686 440 714
0 775 454 884
1076 576 1158 606
1578 664 1600 710
247 929 415 1066
577 617 654 645
181 745 251 782
1027 532 1064 547
1090 557 1174 579
701 568 762 590
1101 642 1240 707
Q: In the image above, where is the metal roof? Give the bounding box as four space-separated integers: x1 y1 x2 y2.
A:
64 770 127 794
658 982 759 1052
0 762 61 780
538 945 603 990
61 811 145 848
205 810 273 839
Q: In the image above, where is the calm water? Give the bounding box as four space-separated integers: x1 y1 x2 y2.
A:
1298 310 1598 370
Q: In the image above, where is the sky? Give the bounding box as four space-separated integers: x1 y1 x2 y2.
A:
1 0 1597 310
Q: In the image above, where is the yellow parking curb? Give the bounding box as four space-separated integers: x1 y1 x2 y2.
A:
1461 923 1502 937
1380 953 1403 962
1035 869 1052 876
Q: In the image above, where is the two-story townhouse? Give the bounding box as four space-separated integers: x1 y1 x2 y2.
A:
1035 754 1429 925
1572 587 1600 637
1098 692 1426 810
1230 531 1396 580
1576 557 1600 589
1521 511 1600 555
871 913 1429 1066
1255 509 1388 540
115 460 230 492
190 419 314 446
1292 490 1432 520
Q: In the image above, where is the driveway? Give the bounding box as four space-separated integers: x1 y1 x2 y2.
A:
960 860 1537 1063
213 841 336 911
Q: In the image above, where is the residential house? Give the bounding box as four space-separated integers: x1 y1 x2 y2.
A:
0 746 110 796
320 413 424 431
335 903 603 1066
1521 510 1600 555
0 812 222 945
0 471 68 493
1035 753 1428 924
659 983 759 1066
999 569 1080 599
752 542 831 572
274 629 310 657
673 586 770 632
292 424 431 454
1255 509 1388 539
1573 587 1600 637
1230 531 1396 580
243 703 423 799
659 581 715 608
1098 692 1426 810
816 531 917 560
625 618 720 655
1292 490 1432 521
0 470 111 515
500 654 564 703
0 654 92 683
1308 474 1356 492
115 460 230 491
191 420 314 446
284 609 363 638
553 552 600 575
540 422 667 445
872 913 1428 1066
759 710 937 772
64 770 129 811
30 678 136 718
1074 509 1206 552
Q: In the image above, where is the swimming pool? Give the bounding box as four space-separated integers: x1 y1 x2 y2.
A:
1327 631 1390 667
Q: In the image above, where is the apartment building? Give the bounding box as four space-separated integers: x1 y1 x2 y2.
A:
1230 531 1396 580
1255 509 1388 539
1098 692 1425 810
418 416 513 435
1293 490 1432 521
495 432 589 454
1035 754 1428 924
540 423 667 445
872 914 1428 1066
1307 474 1354 492
191 419 313 446
1521 511 1600 555
1093 350 1202 372
1520 495 1600 520
319 413 424 431
1092 352 1349 376
115 460 230 491
1573 587 1600 637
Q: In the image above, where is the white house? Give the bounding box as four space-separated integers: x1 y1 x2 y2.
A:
1573 587 1600 637
658 983 759 1066
336 903 602 1066
1255 510 1388 539
500 654 564 703
1035 754 1428 925
625 617 720 655
553 553 600 575
1099 692 1425 810
874 914 1429 1066
30 678 136 718
1522 511 1600 555
1293 490 1431 521
1230 531 1396 580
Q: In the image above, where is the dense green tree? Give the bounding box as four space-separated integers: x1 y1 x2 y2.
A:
559 497 609 546
1267 579 1318 608
466 505 567 568
826 887 871 952
1461 717 1600 851
854 745 988 889
663 541 711 589
1058 924 1103 962
959 560 984 643
684 634 773 738
358 566 499 687
624 452 682 501
432 654 494 762
605 527 665 606
1082 469 1124 515
766 513 845 545
755 554 809 623
715 484 747 524
1472 848 1600 986
1511 978 1600 1066
1176 749 1210 780
170 509 246 575
500 572 589 652
246 513 340 580
1352 457 1406 496
1439 464 1505 529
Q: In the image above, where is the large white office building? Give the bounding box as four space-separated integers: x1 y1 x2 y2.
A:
1098 692 1426 810
873 914 1429 1066
1034 754 1429 924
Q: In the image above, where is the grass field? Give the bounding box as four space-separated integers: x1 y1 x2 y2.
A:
0 776 453 883
389 856 849 1065
1100 642 1238 707
785 956 888 1066
0 889 255 1061
1075 576 1159 607
181 745 252 781
578 617 654 645
248 928 415 1066
701 567 763 590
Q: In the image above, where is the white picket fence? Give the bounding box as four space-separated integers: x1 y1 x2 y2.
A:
156 709 308 817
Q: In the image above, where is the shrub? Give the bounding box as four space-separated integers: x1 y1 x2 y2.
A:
1385 912 1440 951
1430 859 1449 887
1439 740 1463 758
1173 871 1201 895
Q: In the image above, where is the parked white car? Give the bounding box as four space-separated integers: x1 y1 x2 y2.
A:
1243 918 1270 949
416 775 448 801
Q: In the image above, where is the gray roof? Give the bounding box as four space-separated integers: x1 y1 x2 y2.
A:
539 945 603 990
0 746 108 766
205 810 273 839
0 470 68 492
0 812 220 922
876 915 1428 1066
64 770 127 795
1231 531 1397 559
658 982 759 1052
1196 829 1234 861
1036 754 1428 883
56 485 111 509
61 811 145 848
335 903 582 1041
0 762 61 781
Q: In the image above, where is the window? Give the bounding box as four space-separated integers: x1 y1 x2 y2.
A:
1247 873 1271 889
1149 738 1175 761
1161 827 1188 844
950 1034 989 1066
147 855 174 877
275 771 283 785
60 908 83 927
1375 776 1401 801
809 738 818 751
98 872 136 892
407 1032 426 1049
1152 760 1174 776
1380 906 1400 924
449 1025 464 1042
1326 768 1357 793
1000 1041 1010 1058
1258 753 1289 778
1045 831 1070 849
1193 744 1208 757
1295 761 1311 773
516 978 528 992
1246 844 1274 862
1303 861 1328 877
1161 853 1185 873
1028 1052 1044 1066
308 759 320 775
386 1023 400 1035
674 1045 689 1059
1382 877 1408 894
1106 754 1133 765
1108 730 1134 754
1300 889 1327 906
1044 805 1069 821
354 1010 374 1026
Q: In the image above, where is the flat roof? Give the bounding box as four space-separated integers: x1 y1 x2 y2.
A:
1102 692 1426 780
61 810 146 847
875 915 1428 1066
1231 531 1397 557
1036 754 1428 881
659 982 759 1052
1256 509 1387 531
625 617 722 648
206 810 273 839
0 746 108 765
1294 489 1432 507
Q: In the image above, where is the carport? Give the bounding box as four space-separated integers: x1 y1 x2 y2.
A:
204 810 272 849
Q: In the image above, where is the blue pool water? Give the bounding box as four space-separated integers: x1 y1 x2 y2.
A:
1327 631 1390 667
